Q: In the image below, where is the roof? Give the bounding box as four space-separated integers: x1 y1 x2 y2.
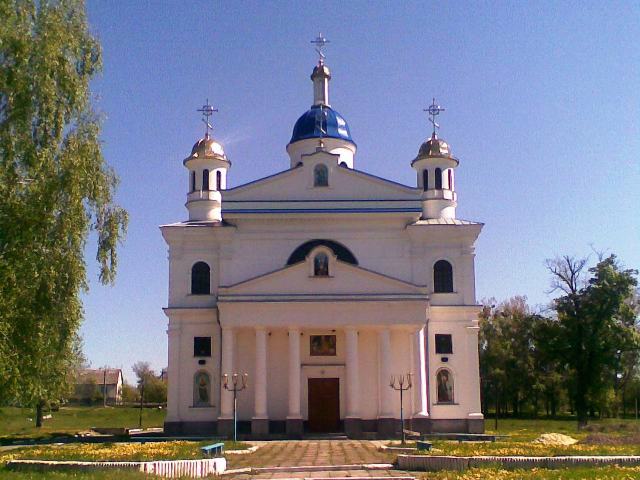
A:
410 218 483 226
77 368 122 385
289 105 354 145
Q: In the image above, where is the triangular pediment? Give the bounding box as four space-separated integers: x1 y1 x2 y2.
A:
223 151 419 202
218 260 427 298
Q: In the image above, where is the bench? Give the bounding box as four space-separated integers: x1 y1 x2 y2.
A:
416 440 432 451
200 442 225 458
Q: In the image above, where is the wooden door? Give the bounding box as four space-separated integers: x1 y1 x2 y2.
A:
308 378 340 432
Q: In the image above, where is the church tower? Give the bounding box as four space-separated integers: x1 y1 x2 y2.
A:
412 99 458 219
286 34 357 169
184 100 230 222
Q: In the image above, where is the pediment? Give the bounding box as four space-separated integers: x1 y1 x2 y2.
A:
218 260 427 298
223 151 419 202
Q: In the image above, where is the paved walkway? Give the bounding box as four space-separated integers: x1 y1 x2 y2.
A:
227 440 412 479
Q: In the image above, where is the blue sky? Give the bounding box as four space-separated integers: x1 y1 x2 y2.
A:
83 1 640 382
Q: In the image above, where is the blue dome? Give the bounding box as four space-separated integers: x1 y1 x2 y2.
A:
289 105 354 145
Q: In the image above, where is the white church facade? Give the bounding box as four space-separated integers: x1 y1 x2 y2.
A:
161 45 484 438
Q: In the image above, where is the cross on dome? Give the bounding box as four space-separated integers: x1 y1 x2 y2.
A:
311 33 329 65
424 98 445 136
197 99 218 137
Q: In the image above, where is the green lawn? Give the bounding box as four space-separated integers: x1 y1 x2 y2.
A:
0 470 155 480
416 465 640 479
401 418 640 457
0 406 165 442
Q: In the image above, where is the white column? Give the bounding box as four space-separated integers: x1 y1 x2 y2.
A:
345 327 360 418
466 324 484 418
166 323 181 421
287 327 301 418
412 327 428 416
219 326 234 418
378 328 393 417
254 327 268 419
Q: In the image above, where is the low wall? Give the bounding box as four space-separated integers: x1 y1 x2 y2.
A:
398 455 640 471
7 458 226 478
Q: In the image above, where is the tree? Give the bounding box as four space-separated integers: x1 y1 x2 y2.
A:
547 255 639 426
0 1 127 426
132 362 167 404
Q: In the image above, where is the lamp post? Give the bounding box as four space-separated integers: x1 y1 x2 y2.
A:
223 373 248 443
390 373 412 445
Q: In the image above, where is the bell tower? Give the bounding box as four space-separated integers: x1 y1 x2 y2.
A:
411 99 458 219
184 100 230 222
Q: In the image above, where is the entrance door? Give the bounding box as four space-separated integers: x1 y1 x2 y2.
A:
308 378 340 432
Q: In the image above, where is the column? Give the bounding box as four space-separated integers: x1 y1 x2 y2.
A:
378 328 393 417
412 327 428 418
466 323 485 433
286 327 302 437
252 327 269 436
165 323 181 427
219 327 234 419
377 328 395 438
345 327 361 437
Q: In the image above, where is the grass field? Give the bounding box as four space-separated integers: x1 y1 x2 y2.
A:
410 418 640 457
0 406 165 442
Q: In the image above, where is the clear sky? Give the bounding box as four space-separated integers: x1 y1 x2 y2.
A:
82 1 640 383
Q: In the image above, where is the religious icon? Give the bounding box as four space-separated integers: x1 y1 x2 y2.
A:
437 370 453 403
194 372 210 406
310 335 336 356
314 253 329 276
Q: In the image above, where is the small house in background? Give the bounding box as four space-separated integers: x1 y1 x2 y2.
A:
74 368 124 405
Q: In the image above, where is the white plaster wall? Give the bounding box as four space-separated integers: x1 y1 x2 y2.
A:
165 311 220 423
427 307 482 420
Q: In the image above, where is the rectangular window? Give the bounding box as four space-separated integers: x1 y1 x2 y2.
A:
310 335 336 356
194 337 211 357
435 334 453 354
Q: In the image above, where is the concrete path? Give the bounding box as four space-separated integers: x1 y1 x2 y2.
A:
226 440 414 478
228 440 395 469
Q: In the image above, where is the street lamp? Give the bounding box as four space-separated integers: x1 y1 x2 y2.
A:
223 373 248 443
390 373 412 445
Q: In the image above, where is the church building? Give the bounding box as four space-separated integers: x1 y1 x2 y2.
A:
161 38 484 438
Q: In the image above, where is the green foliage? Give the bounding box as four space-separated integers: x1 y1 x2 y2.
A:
479 255 639 422
548 255 639 425
131 362 167 404
0 1 127 410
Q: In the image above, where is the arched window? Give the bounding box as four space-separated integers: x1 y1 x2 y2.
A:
202 169 209 191
193 371 211 407
314 164 328 187
435 168 442 189
190 171 196 192
313 253 329 276
422 170 429 191
216 171 222 190
191 262 210 294
339 161 348 168
448 169 453 190
433 260 453 293
437 369 454 403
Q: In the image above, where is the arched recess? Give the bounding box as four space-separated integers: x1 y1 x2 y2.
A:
202 169 210 190
191 261 211 294
313 164 329 187
433 259 453 293
436 368 454 403
422 170 429 191
193 371 211 407
287 239 358 266
435 167 442 189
